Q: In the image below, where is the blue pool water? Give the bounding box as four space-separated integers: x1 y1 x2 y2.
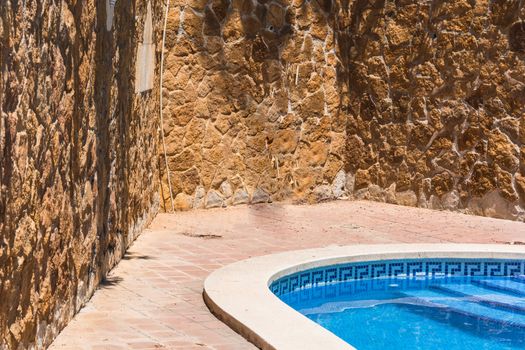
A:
275 261 525 350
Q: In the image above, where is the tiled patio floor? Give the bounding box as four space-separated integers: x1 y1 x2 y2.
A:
50 201 524 350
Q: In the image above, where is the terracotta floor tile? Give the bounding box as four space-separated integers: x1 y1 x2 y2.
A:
50 201 525 350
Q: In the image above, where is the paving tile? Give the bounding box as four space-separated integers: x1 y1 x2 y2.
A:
50 201 525 350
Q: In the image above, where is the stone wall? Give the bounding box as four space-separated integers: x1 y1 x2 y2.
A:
0 1 161 348
339 0 525 221
161 0 525 221
160 0 347 210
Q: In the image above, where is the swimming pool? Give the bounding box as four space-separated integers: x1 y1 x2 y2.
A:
272 259 525 350
204 245 525 350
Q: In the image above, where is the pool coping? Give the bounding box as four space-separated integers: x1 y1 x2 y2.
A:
202 244 525 350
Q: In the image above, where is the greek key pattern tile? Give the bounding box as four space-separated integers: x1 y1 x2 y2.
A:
270 259 525 297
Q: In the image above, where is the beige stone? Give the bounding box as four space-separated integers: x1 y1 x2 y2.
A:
396 191 418 207
174 193 193 211
206 190 225 208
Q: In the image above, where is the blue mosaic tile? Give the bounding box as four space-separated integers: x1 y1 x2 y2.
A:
505 262 522 276
389 262 405 277
312 270 324 286
426 261 444 275
465 262 483 276
325 267 338 283
355 264 370 280
339 266 353 282
270 259 525 297
486 262 504 276
445 262 462 276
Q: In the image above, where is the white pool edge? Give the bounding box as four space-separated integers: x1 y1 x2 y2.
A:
203 244 525 350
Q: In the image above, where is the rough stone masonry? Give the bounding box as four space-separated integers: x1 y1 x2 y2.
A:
1 0 525 349
0 1 161 348
160 0 525 221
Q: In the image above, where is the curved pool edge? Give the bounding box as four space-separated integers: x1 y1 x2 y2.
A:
202 244 525 350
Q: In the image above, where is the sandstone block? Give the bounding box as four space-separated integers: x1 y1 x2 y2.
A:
251 188 271 204
313 185 333 202
232 189 250 205
193 186 206 209
395 190 418 207
174 193 193 211
205 190 225 208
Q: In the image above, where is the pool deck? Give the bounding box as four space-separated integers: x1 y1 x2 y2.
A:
49 200 525 350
